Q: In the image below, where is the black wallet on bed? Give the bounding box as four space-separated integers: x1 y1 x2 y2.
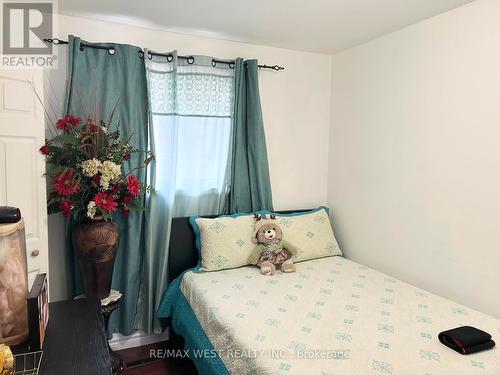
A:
438 326 495 355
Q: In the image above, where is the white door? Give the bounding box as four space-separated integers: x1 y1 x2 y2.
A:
0 69 49 289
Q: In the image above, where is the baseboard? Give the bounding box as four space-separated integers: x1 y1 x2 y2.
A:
109 329 170 351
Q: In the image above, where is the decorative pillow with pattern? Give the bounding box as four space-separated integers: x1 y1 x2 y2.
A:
264 206 342 262
190 212 264 271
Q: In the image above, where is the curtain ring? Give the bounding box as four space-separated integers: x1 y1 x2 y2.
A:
52 38 61 45
147 51 153 60
108 48 115 55
138 50 144 58
212 59 217 67
79 45 84 51
187 56 195 64
167 54 173 62
229 62 235 69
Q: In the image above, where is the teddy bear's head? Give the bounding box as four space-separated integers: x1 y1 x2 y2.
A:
253 214 283 245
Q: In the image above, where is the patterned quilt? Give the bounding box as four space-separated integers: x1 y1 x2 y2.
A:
180 256 500 374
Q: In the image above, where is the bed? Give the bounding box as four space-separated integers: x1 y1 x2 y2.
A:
157 213 500 375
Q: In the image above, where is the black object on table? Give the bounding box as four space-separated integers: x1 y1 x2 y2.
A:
31 299 111 374
0 206 21 223
102 298 125 374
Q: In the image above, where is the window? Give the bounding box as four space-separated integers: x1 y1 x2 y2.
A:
147 55 234 216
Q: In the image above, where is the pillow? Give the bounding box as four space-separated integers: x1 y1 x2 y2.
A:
264 206 342 262
190 212 264 272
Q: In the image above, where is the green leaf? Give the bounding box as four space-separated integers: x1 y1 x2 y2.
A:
47 196 61 206
71 209 80 221
47 201 61 215
49 133 80 146
143 185 156 195
96 208 112 221
45 164 68 177
127 201 144 211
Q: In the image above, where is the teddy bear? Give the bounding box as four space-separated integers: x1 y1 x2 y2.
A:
248 214 298 276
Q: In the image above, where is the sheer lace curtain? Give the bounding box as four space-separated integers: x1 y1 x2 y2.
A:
149 53 234 216
138 52 234 333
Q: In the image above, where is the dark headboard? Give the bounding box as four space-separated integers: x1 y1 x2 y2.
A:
168 209 310 283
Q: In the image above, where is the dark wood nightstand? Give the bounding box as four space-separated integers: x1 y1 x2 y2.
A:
37 299 111 374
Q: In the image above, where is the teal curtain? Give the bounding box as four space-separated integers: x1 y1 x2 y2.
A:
138 52 235 333
228 59 273 212
64 35 148 335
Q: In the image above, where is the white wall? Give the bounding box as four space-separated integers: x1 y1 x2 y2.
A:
328 0 500 318
47 15 333 300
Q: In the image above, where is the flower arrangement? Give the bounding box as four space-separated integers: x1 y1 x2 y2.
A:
40 115 153 221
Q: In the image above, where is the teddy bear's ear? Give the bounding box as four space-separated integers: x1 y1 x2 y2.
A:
270 214 276 220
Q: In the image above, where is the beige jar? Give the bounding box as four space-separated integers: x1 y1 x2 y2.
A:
0 219 28 346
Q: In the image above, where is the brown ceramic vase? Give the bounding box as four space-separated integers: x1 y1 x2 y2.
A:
72 217 119 299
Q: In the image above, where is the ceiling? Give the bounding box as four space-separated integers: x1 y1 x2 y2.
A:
58 0 476 54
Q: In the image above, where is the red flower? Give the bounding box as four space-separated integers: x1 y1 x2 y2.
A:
56 118 69 130
59 200 73 218
112 184 121 194
123 196 133 205
92 175 101 184
123 153 131 161
53 169 81 196
39 145 49 155
120 208 129 216
93 192 118 213
90 124 99 133
66 115 80 125
56 115 80 131
127 175 141 198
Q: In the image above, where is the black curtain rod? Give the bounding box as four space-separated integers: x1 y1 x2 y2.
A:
44 38 285 71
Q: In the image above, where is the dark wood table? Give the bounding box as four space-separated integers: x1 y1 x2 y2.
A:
38 299 111 374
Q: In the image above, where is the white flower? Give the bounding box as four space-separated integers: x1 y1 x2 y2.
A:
100 160 122 190
87 201 97 219
80 158 101 177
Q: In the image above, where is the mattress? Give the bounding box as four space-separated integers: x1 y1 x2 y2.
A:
163 256 500 374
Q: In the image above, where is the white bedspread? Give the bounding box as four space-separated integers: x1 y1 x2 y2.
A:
180 257 500 374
